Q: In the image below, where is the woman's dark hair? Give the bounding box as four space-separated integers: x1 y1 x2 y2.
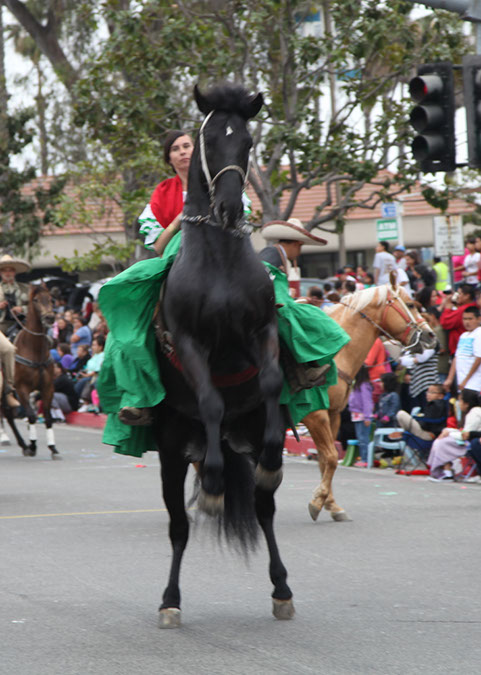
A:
93 334 106 348
405 249 420 265
414 264 436 287
354 364 370 389
163 130 190 166
364 273 374 284
461 388 480 411
381 372 398 393
416 286 435 310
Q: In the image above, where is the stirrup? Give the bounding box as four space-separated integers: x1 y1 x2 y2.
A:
118 406 153 426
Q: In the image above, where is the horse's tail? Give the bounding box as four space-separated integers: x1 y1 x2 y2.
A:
221 441 258 553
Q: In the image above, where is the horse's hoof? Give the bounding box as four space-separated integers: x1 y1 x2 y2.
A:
197 489 224 516
255 465 283 491
308 502 321 521
158 608 181 629
331 510 351 522
272 598 295 620
50 446 60 459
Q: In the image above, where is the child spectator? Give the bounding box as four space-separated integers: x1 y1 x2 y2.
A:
375 372 400 428
396 383 446 440
348 364 374 468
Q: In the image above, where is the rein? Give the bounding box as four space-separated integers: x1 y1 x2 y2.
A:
7 297 52 339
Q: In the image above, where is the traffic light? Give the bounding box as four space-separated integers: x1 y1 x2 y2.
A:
463 54 481 169
408 62 456 173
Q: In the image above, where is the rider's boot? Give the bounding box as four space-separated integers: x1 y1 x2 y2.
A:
280 346 331 394
118 406 153 426
5 385 20 410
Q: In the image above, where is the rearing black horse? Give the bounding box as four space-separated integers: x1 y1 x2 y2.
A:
154 83 294 627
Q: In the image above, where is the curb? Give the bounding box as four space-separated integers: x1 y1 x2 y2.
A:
66 411 107 429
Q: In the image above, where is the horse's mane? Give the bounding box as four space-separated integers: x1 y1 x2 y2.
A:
200 83 257 116
329 285 390 315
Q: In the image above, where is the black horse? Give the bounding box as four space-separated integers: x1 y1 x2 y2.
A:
154 83 294 627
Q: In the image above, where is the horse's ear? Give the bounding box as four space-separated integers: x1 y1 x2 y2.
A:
242 92 263 120
194 84 212 115
389 269 398 290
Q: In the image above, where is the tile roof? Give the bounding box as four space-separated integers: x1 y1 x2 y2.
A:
245 168 475 223
19 170 476 238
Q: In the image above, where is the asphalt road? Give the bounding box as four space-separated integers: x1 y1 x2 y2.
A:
1 423 481 675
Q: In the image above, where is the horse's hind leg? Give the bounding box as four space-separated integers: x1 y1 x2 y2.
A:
255 484 294 620
256 325 284 490
303 410 350 522
3 407 28 455
158 448 189 629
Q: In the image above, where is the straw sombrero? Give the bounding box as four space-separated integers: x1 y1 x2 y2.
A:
0 253 31 274
261 218 327 246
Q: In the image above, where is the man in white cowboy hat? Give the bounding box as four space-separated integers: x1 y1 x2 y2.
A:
260 218 350 394
0 253 31 409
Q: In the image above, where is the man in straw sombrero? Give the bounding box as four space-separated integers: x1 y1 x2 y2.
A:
0 253 31 409
259 218 350 424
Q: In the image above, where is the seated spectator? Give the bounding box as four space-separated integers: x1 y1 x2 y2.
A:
444 306 481 395
76 335 106 409
375 372 400 428
343 280 356 295
70 343 91 375
50 362 79 420
57 342 73 370
427 389 481 481
70 313 92 357
296 286 323 307
439 284 477 355
396 383 446 440
348 364 374 467
56 316 73 344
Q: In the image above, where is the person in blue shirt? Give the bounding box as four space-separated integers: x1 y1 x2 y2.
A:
70 313 92 358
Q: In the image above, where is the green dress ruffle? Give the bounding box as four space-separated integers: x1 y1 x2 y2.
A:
97 236 350 457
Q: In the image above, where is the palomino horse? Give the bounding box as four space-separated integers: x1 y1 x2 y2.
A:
304 278 437 522
4 284 57 458
154 84 293 627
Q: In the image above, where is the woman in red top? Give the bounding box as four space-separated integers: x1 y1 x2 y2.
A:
138 130 194 256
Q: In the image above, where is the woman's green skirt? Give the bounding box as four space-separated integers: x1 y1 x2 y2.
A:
97 235 350 457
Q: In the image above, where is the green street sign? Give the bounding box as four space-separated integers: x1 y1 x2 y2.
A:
376 218 398 240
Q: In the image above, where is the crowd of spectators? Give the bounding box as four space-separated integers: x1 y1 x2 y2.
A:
43 294 109 421
298 238 481 483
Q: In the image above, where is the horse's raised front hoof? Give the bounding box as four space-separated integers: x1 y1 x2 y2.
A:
330 509 351 522
272 598 295 620
197 489 224 517
255 465 283 491
308 502 321 521
158 608 181 629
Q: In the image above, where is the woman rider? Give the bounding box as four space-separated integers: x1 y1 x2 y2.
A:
97 131 349 457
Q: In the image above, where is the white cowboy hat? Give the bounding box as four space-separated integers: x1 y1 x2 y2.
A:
261 218 327 246
0 253 31 274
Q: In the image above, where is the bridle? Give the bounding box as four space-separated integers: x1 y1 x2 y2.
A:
8 293 54 339
340 287 431 353
183 110 251 238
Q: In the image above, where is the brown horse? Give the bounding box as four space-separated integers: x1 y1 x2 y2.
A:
4 284 57 458
302 278 437 522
